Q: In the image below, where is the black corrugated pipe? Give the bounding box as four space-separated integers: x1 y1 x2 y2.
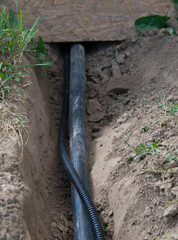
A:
58 45 105 240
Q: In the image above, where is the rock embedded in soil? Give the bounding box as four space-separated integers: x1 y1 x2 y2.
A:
87 99 105 122
171 186 178 198
163 204 178 217
106 76 129 95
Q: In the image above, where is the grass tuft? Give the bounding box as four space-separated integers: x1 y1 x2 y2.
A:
0 2 52 149
155 95 178 127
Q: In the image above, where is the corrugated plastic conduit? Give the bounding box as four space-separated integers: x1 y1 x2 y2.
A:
58 44 105 240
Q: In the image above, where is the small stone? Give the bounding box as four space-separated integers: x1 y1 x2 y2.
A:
144 206 152 217
108 210 113 217
57 223 69 232
125 50 130 57
111 62 121 78
171 186 178 198
51 222 57 228
163 204 178 217
117 54 125 64
106 77 129 95
87 99 105 122
166 18 178 29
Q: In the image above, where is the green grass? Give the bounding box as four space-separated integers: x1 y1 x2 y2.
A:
0 2 52 100
156 232 178 240
124 132 160 165
0 2 53 149
124 131 178 165
168 199 178 205
155 95 178 127
146 169 178 174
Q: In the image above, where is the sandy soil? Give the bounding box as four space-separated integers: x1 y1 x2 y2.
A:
86 32 178 240
0 27 178 240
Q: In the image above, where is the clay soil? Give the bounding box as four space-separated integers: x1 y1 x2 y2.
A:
0 27 178 240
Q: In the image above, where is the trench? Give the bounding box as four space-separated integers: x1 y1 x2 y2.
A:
19 37 178 240
20 42 120 240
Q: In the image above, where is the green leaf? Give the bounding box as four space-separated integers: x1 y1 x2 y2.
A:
0 72 5 79
135 15 170 33
18 61 54 68
13 87 24 99
173 0 178 4
37 36 45 55
8 9 18 29
102 223 108 231
152 142 158 148
170 104 178 113
141 126 149 132
168 28 176 36
15 77 20 82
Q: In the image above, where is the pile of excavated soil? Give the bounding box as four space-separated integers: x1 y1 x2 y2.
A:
0 29 178 240
86 32 178 239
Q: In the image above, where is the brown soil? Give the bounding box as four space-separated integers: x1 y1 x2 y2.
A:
86 33 178 240
0 29 178 240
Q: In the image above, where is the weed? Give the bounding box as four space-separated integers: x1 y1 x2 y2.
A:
165 147 178 162
135 15 170 33
143 97 148 102
146 169 178 174
168 199 178 205
124 132 177 165
124 132 160 165
168 28 176 36
0 4 52 100
112 50 119 62
156 237 173 240
0 103 29 157
156 232 178 240
0 2 52 148
102 223 108 232
155 95 178 127
141 125 149 133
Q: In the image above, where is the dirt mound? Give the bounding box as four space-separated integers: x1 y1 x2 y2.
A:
86 34 178 239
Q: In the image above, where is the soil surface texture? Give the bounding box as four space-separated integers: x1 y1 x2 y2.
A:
0 26 178 240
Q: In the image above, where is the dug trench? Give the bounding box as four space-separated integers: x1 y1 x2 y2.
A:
1 32 178 240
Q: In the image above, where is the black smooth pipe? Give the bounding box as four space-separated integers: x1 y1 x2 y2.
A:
69 44 93 240
58 46 105 240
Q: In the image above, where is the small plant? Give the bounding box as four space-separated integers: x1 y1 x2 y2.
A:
0 4 52 100
154 95 178 127
124 132 177 165
143 97 148 102
112 49 119 62
102 223 108 232
168 199 178 205
135 15 170 33
0 2 52 149
141 125 149 133
156 232 178 240
124 132 160 165
168 28 176 36
146 169 178 174
165 147 178 162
